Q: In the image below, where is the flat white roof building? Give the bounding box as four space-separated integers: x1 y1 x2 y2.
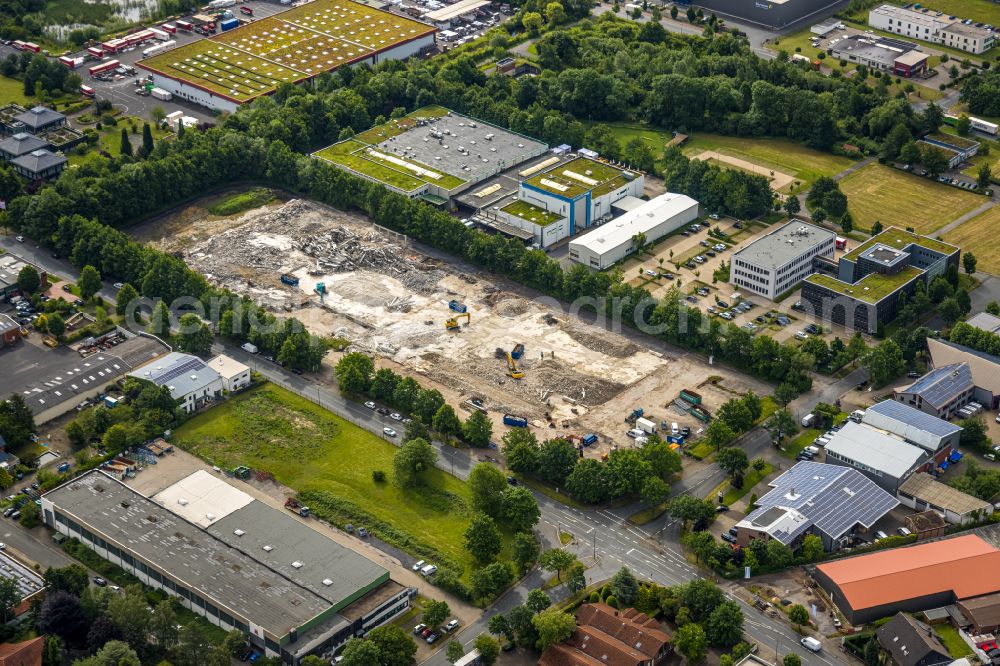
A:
151 469 255 527
824 421 928 492
730 220 836 300
207 354 252 393
869 4 994 54
568 193 700 270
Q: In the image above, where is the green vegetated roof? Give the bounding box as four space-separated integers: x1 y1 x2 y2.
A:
314 140 425 192
314 137 467 192
141 39 307 99
844 226 958 262
927 132 979 150
502 199 563 226
140 0 435 102
354 105 449 144
526 156 631 198
806 265 922 303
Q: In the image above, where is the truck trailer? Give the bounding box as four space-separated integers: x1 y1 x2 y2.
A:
635 417 657 434
503 414 528 428
149 27 169 40
150 87 173 101
220 17 240 31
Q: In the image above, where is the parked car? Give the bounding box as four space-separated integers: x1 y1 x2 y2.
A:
413 624 427 636
92 577 107 587
14 236 23 242
645 269 657 277
721 532 737 543
358 527 369 538
426 633 439 644
709 213 720 220
390 412 402 421
364 401 376 409
376 407 390 415
382 427 397 437
444 620 460 633
713 243 727 252
800 637 822 653
717 301 729 308
507 476 519 486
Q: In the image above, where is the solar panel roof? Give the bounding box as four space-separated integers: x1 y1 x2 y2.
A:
901 363 974 409
751 461 899 542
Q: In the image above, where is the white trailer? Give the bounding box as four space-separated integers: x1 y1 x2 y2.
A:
142 40 176 58
971 117 999 136
149 27 169 40
635 417 657 435
150 87 173 101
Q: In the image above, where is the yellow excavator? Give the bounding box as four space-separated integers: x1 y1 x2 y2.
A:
445 312 471 331
505 352 524 379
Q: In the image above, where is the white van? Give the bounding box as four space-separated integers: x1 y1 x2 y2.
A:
875 530 888 541
813 437 829 448
897 527 912 537
800 637 822 653
671 422 679 436
420 564 438 577
805 446 821 456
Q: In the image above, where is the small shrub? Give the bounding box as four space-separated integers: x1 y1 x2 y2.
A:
589 591 600 602
372 470 386 483
606 595 619 608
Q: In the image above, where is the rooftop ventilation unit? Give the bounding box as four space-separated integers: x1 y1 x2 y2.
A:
234 529 245 536
322 578 333 586
291 561 303 569
262 545 273 552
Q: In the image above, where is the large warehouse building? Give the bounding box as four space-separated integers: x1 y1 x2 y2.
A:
42 470 414 664
683 0 842 29
314 106 548 202
567 192 700 269
814 534 1000 624
137 0 437 113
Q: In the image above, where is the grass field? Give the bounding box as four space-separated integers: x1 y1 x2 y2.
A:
782 428 820 459
314 140 426 192
172 384 499 580
0 76 31 107
838 163 983 233
944 205 1000 274
683 133 855 191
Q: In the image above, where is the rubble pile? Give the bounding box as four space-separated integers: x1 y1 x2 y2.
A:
564 327 639 358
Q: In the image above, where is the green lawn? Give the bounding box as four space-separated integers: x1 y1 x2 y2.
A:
782 428 820 459
722 463 774 505
172 384 504 581
934 624 972 659
839 163 983 233
0 75 31 106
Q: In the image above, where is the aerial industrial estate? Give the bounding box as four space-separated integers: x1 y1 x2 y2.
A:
4 0 1000 664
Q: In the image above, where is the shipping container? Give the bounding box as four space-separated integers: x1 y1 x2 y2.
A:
220 17 240 31
209 0 236 7
502 414 528 428
161 23 177 33
176 19 194 30
149 27 169 40
88 59 120 77
150 87 172 101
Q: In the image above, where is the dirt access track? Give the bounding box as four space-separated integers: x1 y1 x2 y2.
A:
692 150 795 192
135 194 771 450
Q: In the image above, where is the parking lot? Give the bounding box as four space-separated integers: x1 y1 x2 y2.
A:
64 0 298 123
621 216 857 345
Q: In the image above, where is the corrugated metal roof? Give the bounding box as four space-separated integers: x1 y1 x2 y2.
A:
898 473 992 516
825 421 928 478
927 338 1000 396
864 400 962 449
